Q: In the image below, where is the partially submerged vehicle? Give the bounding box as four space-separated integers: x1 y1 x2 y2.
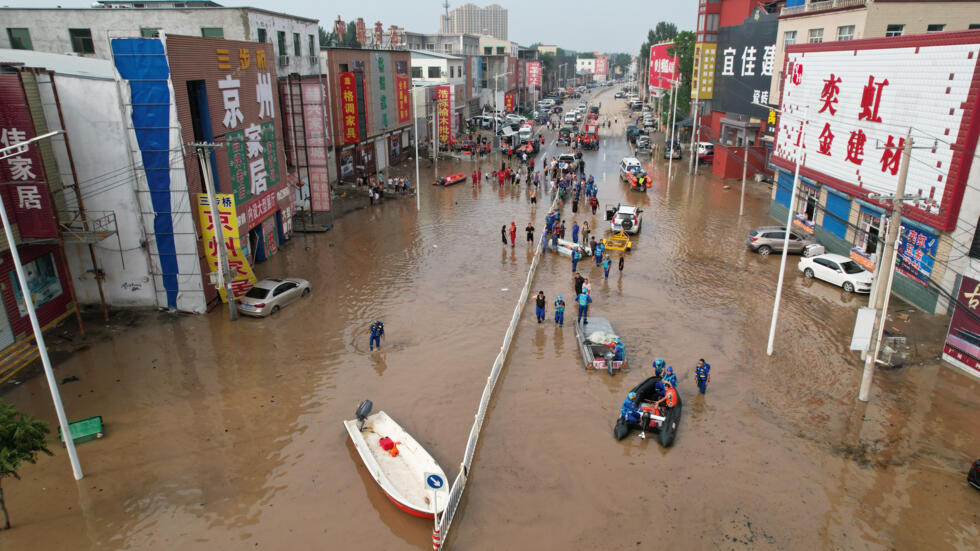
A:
575 317 628 375
614 377 682 447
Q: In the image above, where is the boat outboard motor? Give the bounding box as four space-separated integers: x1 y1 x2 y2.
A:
355 400 373 431
604 351 615 376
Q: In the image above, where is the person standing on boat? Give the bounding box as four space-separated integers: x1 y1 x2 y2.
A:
369 321 385 351
695 359 711 395
554 295 565 328
665 366 678 388
535 291 547 323
576 290 592 324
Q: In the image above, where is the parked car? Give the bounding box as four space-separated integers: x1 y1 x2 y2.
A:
238 278 311 317
558 153 578 172
614 91 625 98
606 204 643 234
746 226 816 256
663 140 682 160
697 142 714 164
635 135 651 152
798 253 873 293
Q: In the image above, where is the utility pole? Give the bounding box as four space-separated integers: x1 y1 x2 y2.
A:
689 68 702 172
191 143 238 322
859 130 915 402
666 78 679 183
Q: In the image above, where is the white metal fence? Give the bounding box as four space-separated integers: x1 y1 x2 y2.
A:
432 194 559 550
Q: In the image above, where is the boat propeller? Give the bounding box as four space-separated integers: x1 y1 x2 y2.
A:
355 400 373 431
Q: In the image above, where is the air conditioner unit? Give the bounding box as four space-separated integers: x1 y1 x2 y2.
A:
278 55 290 67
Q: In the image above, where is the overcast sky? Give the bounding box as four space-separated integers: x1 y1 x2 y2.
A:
3 0 697 54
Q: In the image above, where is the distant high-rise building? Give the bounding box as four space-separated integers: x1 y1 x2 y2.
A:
439 3 507 40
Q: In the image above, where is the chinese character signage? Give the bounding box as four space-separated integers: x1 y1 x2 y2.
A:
8 184 58 239
896 225 937 286
340 72 360 144
594 56 608 79
396 76 411 124
943 275 980 378
504 93 515 113
711 8 777 117
196 193 257 302
774 34 980 231
301 81 331 213
436 85 451 144
373 53 392 131
527 61 542 87
648 43 678 92
691 43 716 100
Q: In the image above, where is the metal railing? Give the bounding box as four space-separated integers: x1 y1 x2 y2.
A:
433 191 561 550
781 0 867 16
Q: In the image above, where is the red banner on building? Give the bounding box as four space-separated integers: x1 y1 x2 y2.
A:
943 275 980 378
436 85 450 144
339 72 360 144
504 93 515 113
396 76 411 124
527 61 541 87
649 43 678 91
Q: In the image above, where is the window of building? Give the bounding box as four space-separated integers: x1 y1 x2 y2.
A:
927 24 946 33
425 43 435 51
444 43 453 53
808 28 824 43
68 28 94 54
308 34 315 57
293 33 300 56
484 46 492 55
277 31 286 56
970 24 980 30
784 30 797 46
428 66 441 78
257 28 266 43
339 63 349 72
857 212 881 256
411 66 422 78
885 24 904 37
6 28 32 50
140 28 160 38
837 25 855 41
201 27 223 38
496 46 504 55
705 14 719 33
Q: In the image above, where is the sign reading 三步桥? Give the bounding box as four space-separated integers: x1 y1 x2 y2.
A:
196 193 257 302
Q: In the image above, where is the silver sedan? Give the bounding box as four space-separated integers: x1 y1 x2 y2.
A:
236 278 311 317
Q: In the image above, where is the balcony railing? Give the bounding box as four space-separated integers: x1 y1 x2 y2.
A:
781 0 867 17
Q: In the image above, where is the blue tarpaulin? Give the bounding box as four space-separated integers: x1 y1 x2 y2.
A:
111 38 179 308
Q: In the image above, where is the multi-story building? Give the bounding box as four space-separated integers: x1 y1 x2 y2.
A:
410 50 468 139
0 3 320 78
536 45 558 56
403 32 481 56
439 3 508 40
576 57 596 75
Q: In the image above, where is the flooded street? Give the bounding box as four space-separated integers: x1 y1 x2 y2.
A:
2 87 978 551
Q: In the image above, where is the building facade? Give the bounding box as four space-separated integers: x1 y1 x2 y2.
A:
403 32 481 57
439 3 508 40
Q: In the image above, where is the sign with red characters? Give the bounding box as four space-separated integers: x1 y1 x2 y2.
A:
339 72 360 144
504 93 515 113
436 85 450 144
396 76 411 124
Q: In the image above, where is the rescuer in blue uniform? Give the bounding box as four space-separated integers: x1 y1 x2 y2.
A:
571 248 581 272
554 295 565 327
369 320 385 351
695 358 711 394
664 366 678 388
577 290 592 324
653 357 666 378
620 392 640 423
612 338 625 362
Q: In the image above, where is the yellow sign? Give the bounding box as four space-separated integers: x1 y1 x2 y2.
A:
197 194 258 302
691 43 716 100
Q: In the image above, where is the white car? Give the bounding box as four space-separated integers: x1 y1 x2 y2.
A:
237 277 311 317
798 253 873 293
505 114 526 125
609 204 643 234
563 112 577 125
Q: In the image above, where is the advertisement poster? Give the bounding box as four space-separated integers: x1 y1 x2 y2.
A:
943 275 980 378
197 193 258 302
527 61 541 87
504 93 515 113
711 8 777 117
339 149 354 179
648 43 678 91
396 75 411 124
896 225 938 285
340 71 360 144
692 43 717 100
436 85 450 144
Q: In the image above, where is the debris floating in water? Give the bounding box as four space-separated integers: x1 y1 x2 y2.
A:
501 288 509 292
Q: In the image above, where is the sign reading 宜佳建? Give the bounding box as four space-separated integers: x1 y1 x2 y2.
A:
197 194 257 302
396 76 411 124
773 34 980 231
712 8 777 117
437 85 450 144
340 72 360 144
504 93 514 113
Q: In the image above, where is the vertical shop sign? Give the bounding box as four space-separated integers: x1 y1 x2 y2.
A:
197 193 258 302
943 275 980 377
340 72 360 143
504 93 514 113
396 75 411 124
437 85 450 144
301 82 331 212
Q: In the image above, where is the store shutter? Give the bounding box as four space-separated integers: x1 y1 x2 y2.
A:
823 192 850 239
775 170 793 208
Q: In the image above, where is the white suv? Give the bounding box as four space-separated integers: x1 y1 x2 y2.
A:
609 204 643 234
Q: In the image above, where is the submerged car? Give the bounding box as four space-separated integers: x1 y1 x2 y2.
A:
798 253 873 293
747 225 816 256
237 278 311 317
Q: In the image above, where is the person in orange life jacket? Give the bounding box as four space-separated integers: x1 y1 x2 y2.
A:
534 291 546 323
509 221 517 246
655 381 678 409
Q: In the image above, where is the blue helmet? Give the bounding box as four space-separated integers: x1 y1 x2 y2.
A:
627 392 637 400
557 295 562 300
654 358 665 368
666 366 674 374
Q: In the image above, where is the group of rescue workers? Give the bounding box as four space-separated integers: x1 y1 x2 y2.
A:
620 358 712 423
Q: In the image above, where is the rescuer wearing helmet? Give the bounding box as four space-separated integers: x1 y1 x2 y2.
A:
653 358 666 378
369 320 385 351
620 392 640 423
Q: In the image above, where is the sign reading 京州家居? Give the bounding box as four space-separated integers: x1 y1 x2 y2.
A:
196 193 258 302
773 34 980 232
711 8 777 118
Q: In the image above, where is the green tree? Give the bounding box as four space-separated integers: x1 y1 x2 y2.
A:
662 30 696 128
318 25 329 47
639 21 680 75
342 21 361 48
0 402 52 530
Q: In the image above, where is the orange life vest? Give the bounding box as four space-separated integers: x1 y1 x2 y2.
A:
664 387 678 408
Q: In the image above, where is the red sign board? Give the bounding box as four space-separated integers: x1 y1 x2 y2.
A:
436 85 451 144
595 56 608 77
339 72 360 144
396 76 411 124
527 62 541 87
504 93 515 113
648 43 678 91
943 275 980 378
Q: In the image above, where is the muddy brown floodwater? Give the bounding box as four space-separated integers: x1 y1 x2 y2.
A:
2 88 978 551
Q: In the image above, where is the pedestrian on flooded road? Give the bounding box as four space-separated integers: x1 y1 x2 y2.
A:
526 222 535 243
582 221 591 244
535 291 547 323
695 359 711 394
572 196 579 213
618 254 625 273
554 295 565 327
577 290 592 324
594 241 605 266
571 249 581 272
509 221 517 247
559 221 566 239
530 188 537 205
602 255 612 278
590 195 599 215
369 320 385 351
583 278 592 295
571 221 580 243
574 272 584 296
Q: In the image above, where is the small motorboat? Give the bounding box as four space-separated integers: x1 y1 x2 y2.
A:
432 173 467 186
574 317 627 375
613 376 682 447
344 400 448 519
549 237 593 258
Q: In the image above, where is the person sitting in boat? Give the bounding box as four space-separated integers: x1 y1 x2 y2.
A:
653 358 666 378
655 381 679 409
664 366 678 388
606 338 624 362
620 392 640 424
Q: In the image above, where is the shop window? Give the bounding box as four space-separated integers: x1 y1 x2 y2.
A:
309 34 315 57
799 187 818 221
837 25 855 41
885 24 904 37
784 30 797 46
808 28 824 43
411 66 422 78
857 211 881 256
927 24 946 33
201 27 224 39
428 66 441 78
69 28 94 54
9 253 62 317
140 28 160 38
257 28 266 43
7 28 32 50
277 30 286 56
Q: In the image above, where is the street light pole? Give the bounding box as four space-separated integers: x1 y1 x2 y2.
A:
412 84 423 211
666 78 679 183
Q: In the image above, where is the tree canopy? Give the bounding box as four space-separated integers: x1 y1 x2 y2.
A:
0 402 52 530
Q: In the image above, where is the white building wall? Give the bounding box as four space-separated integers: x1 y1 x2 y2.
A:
246 12 320 77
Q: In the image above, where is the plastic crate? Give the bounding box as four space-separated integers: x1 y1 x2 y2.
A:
58 416 104 445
